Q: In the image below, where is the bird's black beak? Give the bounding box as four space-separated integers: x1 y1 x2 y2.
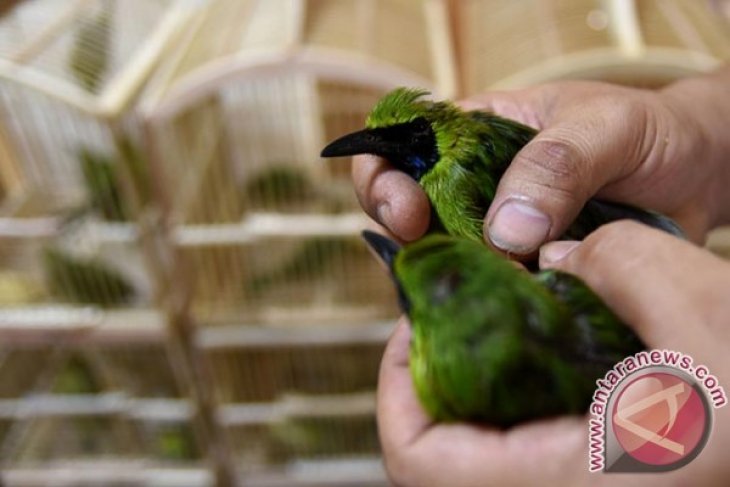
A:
361 230 400 271
321 128 396 159
361 230 412 316
321 118 437 182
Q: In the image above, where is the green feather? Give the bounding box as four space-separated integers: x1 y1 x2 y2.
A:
242 165 317 212
52 355 101 394
79 148 128 222
246 237 365 295
43 247 134 307
115 135 151 207
388 233 643 426
155 425 198 461
242 165 350 213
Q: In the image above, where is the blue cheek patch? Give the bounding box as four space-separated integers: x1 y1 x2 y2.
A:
408 155 428 180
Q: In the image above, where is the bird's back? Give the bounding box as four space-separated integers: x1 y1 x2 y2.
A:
402 237 594 424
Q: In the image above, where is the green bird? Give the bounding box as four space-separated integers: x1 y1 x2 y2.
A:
43 247 134 307
322 88 683 243
246 237 365 295
362 230 643 426
155 425 198 461
53 354 101 394
79 147 129 221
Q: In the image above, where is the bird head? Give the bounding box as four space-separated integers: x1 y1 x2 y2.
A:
361 230 412 314
322 88 455 181
362 230 474 318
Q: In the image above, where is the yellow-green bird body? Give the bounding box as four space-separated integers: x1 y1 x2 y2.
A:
363 231 643 425
322 88 683 242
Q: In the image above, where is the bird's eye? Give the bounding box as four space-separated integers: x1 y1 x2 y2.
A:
430 269 462 305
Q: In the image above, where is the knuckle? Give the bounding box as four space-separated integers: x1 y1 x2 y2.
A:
527 137 582 177
598 94 653 167
586 220 637 248
593 219 641 240
576 220 644 269
516 135 592 198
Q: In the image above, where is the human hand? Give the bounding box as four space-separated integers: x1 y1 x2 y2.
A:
377 221 730 486
353 68 730 254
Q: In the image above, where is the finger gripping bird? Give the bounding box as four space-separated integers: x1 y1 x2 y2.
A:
362 231 643 426
322 88 683 242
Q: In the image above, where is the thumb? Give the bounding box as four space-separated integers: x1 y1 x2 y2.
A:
538 221 727 356
485 113 645 255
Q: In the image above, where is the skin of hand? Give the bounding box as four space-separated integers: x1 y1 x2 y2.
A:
378 221 730 487
352 67 730 253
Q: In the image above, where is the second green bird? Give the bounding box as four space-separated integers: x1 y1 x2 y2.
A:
363 231 643 426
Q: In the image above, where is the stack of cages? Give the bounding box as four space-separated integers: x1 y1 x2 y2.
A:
0 1 209 484
450 0 730 254
139 0 455 483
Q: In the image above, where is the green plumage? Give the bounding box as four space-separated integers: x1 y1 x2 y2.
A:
43 247 134 307
367 90 529 240
247 237 365 295
79 147 128 221
374 232 642 426
242 165 350 213
115 134 151 208
323 87 683 242
77 136 149 222
243 166 317 209
52 355 101 394
154 424 198 461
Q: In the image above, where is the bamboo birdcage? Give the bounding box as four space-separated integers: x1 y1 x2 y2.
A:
132 0 453 481
0 0 201 312
140 0 455 325
224 393 381 476
3 0 727 485
0 311 213 483
0 1 213 483
0 337 197 460
453 0 730 93
207 327 388 477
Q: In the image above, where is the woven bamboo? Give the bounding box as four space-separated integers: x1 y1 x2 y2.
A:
453 0 730 94
0 1 217 484
1 1 729 485
138 0 451 325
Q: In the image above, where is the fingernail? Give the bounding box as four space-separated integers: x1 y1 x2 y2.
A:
488 199 551 254
540 241 580 266
377 202 391 226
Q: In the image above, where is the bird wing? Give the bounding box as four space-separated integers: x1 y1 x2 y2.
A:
536 270 643 368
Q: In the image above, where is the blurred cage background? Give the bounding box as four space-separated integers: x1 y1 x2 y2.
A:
0 0 728 485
